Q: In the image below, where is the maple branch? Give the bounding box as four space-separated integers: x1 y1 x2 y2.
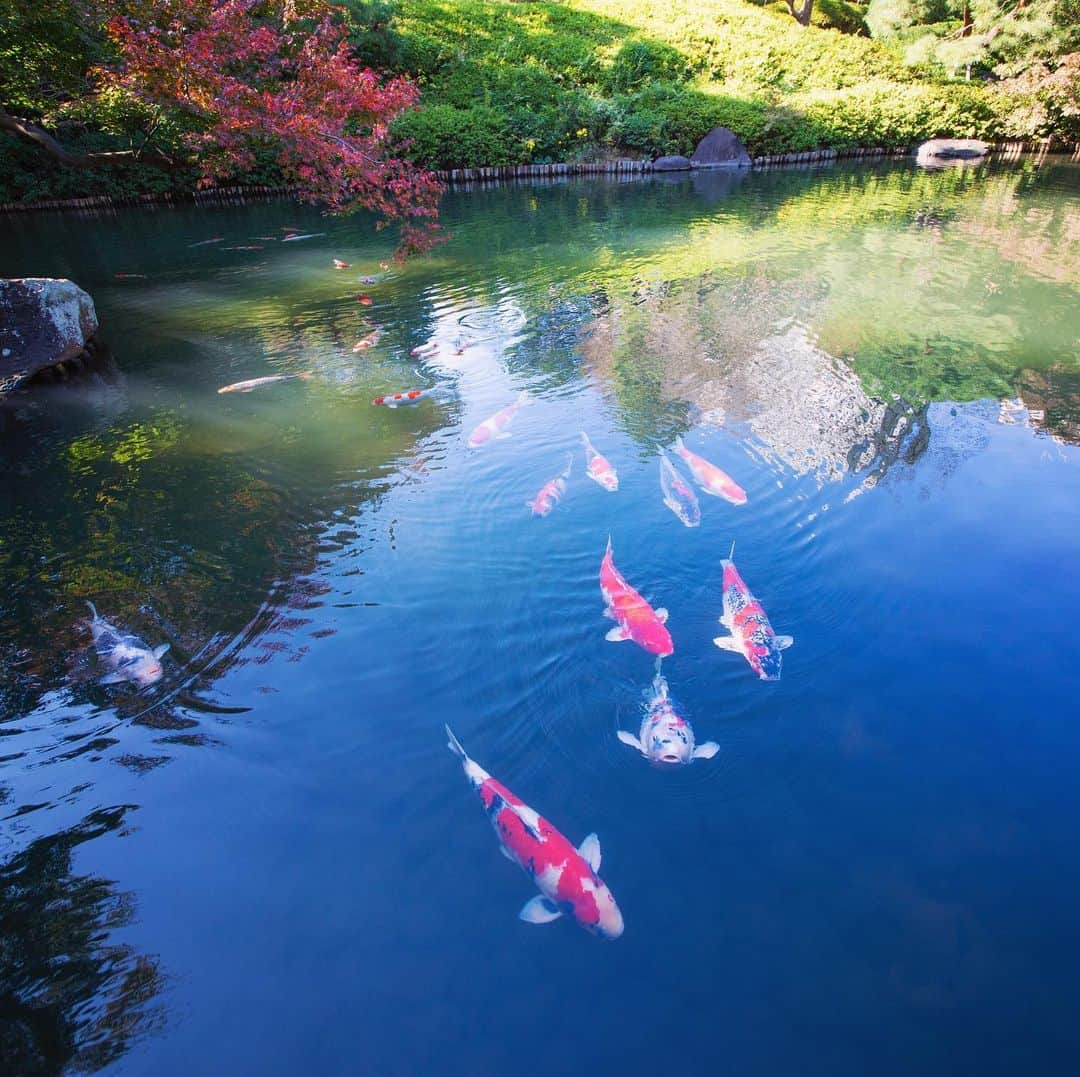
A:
0 107 187 171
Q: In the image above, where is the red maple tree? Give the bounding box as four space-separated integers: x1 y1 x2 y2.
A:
2 1 442 253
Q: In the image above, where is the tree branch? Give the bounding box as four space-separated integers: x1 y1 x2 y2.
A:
0 108 188 171
783 0 814 26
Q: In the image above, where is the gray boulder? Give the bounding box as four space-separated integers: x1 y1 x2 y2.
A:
916 139 989 167
652 155 692 172
0 278 98 392
691 127 751 169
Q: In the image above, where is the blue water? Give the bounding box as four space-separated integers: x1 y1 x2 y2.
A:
2 159 1080 1075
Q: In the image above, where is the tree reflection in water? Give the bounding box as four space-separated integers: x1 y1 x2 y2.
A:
0 806 165 1074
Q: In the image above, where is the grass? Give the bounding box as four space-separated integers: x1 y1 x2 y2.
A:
347 0 1055 169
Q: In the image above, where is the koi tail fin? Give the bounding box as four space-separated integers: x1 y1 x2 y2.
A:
85 601 98 620
674 434 685 452
516 390 532 407
580 431 592 452
445 725 467 760
729 540 736 561
562 453 573 479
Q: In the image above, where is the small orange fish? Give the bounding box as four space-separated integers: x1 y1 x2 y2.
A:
356 294 373 306
333 259 351 269
352 331 382 351
379 261 390 270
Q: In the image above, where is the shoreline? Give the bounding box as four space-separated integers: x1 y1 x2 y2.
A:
2 140 1076 215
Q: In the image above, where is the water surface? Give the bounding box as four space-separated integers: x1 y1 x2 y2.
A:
2 158 1079 1075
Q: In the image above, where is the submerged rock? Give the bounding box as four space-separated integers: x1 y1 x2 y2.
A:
0 278 99 392
691 127 751 169
652 155 692 172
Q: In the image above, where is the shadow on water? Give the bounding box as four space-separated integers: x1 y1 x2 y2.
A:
0 155 1078 1073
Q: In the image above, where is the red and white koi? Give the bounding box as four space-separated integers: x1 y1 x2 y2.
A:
410 342 439 357
530 454 572 517
673 435 746 505
281 232 325 242
599 538 673 657
580 431 619 491
356 294 373 305
467 391 530 448
372 389 431 408
446 726 624 939
617 673 718 765
333 259 352 269
713 545 792 681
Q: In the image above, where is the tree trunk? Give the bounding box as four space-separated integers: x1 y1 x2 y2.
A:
0 109 185 171
784 0 814 26
961 2 973 37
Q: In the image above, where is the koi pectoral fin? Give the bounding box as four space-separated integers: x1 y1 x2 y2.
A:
605 626 631 642
693 741 720 760
499 844 516 863
577 833 601 872
617 730 645 754
775 635 794 650
520 896 562 924
654 608 668 624
713 635 741 652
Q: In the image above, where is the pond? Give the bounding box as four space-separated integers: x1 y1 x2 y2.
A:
1 157 1079 1075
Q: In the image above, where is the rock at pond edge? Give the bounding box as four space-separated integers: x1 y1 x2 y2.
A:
0 278 99 392
652 155 692 172
691 127 751 169
916 139 989 166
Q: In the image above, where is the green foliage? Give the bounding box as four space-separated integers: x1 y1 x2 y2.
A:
391 103 523 168
812 0 870 35
0 0 105 117
604 39 693 92
1 0 1077 202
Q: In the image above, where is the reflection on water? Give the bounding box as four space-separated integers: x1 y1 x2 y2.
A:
0 156 1079 1074
0 807 164 1074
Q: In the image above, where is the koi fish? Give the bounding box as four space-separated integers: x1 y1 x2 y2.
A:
673 435 746 505
217 373 310 394
281 232 325 242
352 331 382 351
659 454 700 527
223 245 263 251
113 273 146 280
411 343 439 357
581 432 618 492
333 259 352 269
713 545 792 680
188 237 225 247
530 455 572 517
445 726 624 939
85 602 168 687
356 294 373 305
617 674 718 765
373 389 430 408
360 275 378 284
467 391 530 448
599 538 673 657
379 261 390 270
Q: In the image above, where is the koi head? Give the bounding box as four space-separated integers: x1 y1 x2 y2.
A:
584 880 624 940
750 635 784 681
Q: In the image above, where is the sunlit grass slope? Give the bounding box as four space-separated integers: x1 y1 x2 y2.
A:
354 0 1047 168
